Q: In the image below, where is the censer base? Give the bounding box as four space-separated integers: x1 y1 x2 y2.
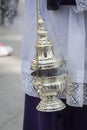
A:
36 99 66 112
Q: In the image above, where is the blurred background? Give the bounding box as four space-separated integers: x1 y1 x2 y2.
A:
0 0 25 130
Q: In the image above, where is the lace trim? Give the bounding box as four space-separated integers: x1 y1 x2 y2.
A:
66 83 83 107
22 72 39 97
83 84 87 105
75 0 87 12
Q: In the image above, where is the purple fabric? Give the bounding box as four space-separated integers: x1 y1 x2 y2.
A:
47 0 76 10
59 0 76 5
23 95 64 130
23 94 87 130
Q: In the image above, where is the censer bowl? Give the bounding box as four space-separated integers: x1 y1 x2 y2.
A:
32 74 66 112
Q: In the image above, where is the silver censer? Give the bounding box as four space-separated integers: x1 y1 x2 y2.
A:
31 0 69 112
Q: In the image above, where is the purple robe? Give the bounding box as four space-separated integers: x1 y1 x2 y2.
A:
23 94 87 130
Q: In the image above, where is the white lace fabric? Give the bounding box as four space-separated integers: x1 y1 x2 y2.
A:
75 0 87 12
22 72 39 97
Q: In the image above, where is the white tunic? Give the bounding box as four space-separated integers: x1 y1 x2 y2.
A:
22 0 87 107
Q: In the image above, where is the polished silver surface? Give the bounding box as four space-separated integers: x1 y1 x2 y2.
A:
31 0 72 112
